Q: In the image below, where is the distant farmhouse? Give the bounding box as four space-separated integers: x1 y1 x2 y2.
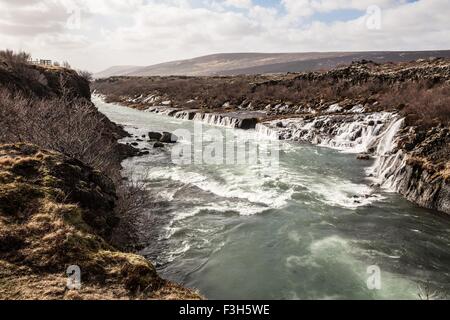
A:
29 58 53 66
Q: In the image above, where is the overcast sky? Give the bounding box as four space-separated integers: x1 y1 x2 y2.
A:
1 0 449 72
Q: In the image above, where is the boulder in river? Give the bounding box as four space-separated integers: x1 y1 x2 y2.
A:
357 153 371 160
149 132 163 141
160 132 178 143
153 142 164 148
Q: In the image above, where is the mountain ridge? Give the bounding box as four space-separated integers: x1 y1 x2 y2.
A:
95 50 450 78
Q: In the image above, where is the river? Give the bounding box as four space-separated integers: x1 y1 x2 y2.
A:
95 96 450 300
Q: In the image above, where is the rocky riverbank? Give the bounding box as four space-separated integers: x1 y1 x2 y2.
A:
0 56 201 300
0 144 200 300
93 58 450 216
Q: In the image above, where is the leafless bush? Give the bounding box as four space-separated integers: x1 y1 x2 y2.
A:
0 49 31 66
418 281 448 300
0 49 48 86
78 70 93 82
112 170 156 249
116 172 153 218
378 82 450 127
0 87 119 176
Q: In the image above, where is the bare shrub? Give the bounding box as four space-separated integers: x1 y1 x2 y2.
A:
0 87 119 176
378 82 450 127
418 281 448 300
112 171 156 249
0 49 48 86
0 49 31 66
78 70 93 82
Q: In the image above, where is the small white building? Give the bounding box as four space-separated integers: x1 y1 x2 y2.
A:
29 58 53 66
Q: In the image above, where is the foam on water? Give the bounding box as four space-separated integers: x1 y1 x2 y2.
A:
145 165 294 215
284 236 419 299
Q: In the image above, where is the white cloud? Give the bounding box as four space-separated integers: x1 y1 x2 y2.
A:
224 0 253 9
281 0 400 17
0 0 449 72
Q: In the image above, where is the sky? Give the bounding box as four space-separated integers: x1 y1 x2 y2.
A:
0 0 449 72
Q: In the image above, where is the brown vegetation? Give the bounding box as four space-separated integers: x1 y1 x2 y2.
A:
0 144 201 300
0 88 122 179
77 70 93 82
93 59 450 128
0 53 201 300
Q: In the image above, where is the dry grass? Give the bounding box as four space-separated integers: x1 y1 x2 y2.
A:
0 143 201 300
378 82 450 128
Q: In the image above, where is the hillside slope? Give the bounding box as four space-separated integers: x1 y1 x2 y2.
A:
95 50 450 78
0 144 200 300
0 56 201 300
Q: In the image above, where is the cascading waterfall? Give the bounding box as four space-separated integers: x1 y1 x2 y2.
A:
94 94 262 130
191 113 240 128
94 93 408 193
256 112 407 191
369 118 407 191
255 123 281 140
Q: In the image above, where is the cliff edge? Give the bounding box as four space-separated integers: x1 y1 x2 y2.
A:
0 144 200 299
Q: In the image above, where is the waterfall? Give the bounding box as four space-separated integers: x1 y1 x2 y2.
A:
375 118 405 156
256 112 407 191
255 123 281 140
256 112 398 153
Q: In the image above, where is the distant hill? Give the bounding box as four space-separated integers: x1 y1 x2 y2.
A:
95 51 450 78
94 65 143 79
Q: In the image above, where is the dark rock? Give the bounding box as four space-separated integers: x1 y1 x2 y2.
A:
131 142 139 147
371 183 381 188
148 132 163 141
368 120 375 126
357 154 371 161
237 118 258 130
117 143 140 160
353 128 363 140
153 142 164 148
160 132 178 143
